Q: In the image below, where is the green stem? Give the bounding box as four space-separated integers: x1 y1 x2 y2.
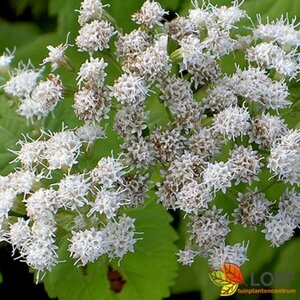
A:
103 10 122 33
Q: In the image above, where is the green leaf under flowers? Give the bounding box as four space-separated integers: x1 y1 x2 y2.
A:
43 195 178 300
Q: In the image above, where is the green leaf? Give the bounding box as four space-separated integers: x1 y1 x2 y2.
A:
0 95 35 175
273 238 300 300
10 0 49 17
44 196 178 300
209 271 230 286
173 257 220 300
0 272 2 284
49 0 81 34
0 21 40 52
104 0 145 33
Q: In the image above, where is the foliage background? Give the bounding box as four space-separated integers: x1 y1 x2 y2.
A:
0 0 299 299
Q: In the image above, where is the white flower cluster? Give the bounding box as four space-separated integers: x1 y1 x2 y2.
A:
1 0 300 279
1 127 141 280
69 215 139 266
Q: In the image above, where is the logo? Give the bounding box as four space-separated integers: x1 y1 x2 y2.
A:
209 264 297 296
209 263 243 296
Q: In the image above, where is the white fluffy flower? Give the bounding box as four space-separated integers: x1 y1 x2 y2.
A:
115 28 152 59
157 152 204 210
204 27 237 56
103 215 139 260
17 97 44 120
262 212 296 247
175 180 212 214
230 67 290 109
91 156 126 188
9 169 37 195
77 0 106 26
0 188 17 220
121 137 155 170
211 1 246 30
73 86 111 121
247 42 299 79
69 228 108 266
88 188 129 219
177 249 197 266
57 173 90 210
253 15 300 49
249 113 288 148
132 0 166 28
43 130 82 171
202 162 234 194
114 105 148 139
150 126 185 163
203 77 238 112
229 146 262 185
179 35 221 87
188 127 223 161
122 44 171 83
3 62 42 98
11 135 46 169
208 242 249 270
268 129 300 185
188 3 213 30
189 207 230 254
42 34 71 71
160 75 203 128
111 74 148 106
278 189 300 226
75 122 106 149
122 173 150 207
165 17 197 42
232 190 273 230
24 188 58 221
25 220 58 282
9 218 32 255
77 57 107 87
213 105 250 140
29 74 63 118
76 20 115 54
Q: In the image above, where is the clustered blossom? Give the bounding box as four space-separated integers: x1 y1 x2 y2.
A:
77 57 108 87
232 190 273 230
268 130 300 185
213 105 251 140
76 20 115 54
131 0 166 28
249 113 288 148
3 62 42 98
69 215 139 265
208 242 249 271
1 0 300 281
42 34 72 71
